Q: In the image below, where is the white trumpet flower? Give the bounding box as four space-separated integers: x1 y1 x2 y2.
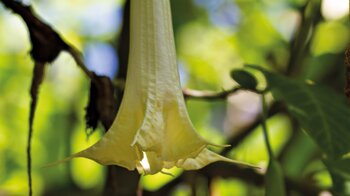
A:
60 0 250 175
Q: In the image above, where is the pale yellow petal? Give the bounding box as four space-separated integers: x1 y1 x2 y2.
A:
71 72 147 170
129 0 208 162
175 148 255 170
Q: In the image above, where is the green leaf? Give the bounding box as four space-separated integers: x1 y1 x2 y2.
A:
324 158 350 195
324 158 350 180
250 66 350 158
265 159 286 196
230 69 258 90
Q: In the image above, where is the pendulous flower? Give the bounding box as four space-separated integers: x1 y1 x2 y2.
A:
60 0 250 175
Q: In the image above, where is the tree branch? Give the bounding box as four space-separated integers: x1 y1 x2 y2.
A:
0 0 95 81
144 163 325 196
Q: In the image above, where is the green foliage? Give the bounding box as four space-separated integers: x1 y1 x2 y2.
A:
324 158 350 195
324 158 350 180
251 66 350 158
230 69 258 90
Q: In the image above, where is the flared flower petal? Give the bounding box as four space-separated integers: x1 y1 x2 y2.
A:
57 0 252 175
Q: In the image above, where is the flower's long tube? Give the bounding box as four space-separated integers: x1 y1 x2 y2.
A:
53 0 252 175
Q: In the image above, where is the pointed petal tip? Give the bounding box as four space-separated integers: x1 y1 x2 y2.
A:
206 141 231 148
209 151 258 169
226 159 260 169
179 148 258 171
210 143 231 148
41 154 76 169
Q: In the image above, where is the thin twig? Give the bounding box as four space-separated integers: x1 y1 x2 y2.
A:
66 47 96 83
261 94 274 158
286 1 321 75
183 87 242 100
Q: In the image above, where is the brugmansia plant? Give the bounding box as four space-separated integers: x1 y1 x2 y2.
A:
3 0 350 195
55 0 250 175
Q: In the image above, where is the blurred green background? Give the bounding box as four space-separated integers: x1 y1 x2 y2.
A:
0 0 349 195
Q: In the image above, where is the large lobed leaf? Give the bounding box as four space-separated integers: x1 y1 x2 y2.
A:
250 66 350 158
